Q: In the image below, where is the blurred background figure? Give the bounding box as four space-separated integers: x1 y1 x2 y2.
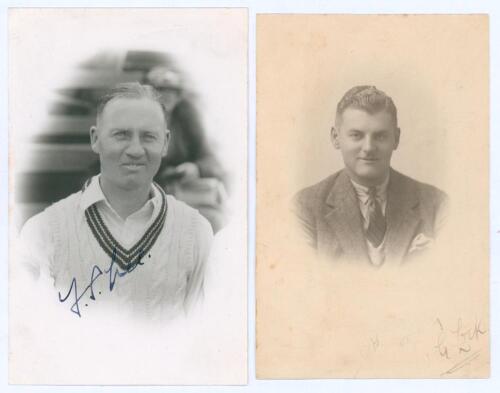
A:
16 50 229 233
146 65 229 233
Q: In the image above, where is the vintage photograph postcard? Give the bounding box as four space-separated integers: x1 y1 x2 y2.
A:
256 14 489 378
9 8 247 384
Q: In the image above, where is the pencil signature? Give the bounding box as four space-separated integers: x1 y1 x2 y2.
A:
58 248 148 318
434 317 487 375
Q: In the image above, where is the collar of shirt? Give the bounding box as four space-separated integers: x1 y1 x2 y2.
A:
350 175 390 217
79 175 163 248
79 174 161 223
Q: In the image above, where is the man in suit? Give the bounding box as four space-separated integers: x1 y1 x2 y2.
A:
294 85 448 266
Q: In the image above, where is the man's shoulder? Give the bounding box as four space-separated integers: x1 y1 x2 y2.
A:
167 194 202 217
23 190 83 228
164 195 213 266
19 189 84 247
293 170 344 211
42 190 84 217
391 170 448 205
293 169 448 213
166 195 213 236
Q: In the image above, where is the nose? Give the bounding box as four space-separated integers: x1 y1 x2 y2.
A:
361 135 376 153
125 135 146 158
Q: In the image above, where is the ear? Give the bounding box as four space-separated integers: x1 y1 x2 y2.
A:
394 127 401 150
330 127 340 149
161 129 171 157
90 126 100 154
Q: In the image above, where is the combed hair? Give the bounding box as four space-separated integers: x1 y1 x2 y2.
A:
96 82 168 124
335 85 398 126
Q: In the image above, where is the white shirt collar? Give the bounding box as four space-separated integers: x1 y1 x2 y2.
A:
79 174 161 213
350 175 390 205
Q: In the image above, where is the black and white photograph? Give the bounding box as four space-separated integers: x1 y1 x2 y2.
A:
9 8 247 384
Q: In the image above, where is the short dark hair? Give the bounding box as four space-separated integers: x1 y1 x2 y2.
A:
335 85 398 127
96 82 168 126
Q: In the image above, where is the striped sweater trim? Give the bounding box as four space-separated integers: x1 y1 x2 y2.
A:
83 181 168 270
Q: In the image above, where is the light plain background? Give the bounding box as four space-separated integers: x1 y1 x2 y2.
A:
1 0 500 392
8 8 247 385
257 14 489 378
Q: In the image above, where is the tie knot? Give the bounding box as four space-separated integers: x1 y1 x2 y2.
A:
368 186 378 199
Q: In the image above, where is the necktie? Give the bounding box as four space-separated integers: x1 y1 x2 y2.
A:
365 187 386 247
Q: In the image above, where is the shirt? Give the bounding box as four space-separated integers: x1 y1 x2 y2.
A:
80 175 161 249
350 176 389 266
17 175 213 318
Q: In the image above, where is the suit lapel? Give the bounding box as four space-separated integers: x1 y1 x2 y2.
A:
384 169 421 263
323 170 370 263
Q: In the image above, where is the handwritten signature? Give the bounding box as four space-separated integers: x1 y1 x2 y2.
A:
434 317 487 375
58 248 147 317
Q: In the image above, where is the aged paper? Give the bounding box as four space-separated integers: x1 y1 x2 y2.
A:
9 8 247 384
256 14 489 378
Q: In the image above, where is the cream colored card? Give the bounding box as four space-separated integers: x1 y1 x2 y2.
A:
9 8 247 384
256 14 489 378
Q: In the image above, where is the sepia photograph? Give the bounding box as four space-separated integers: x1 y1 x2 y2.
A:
9 8 247 384
293 85 449 265
256 14 489 378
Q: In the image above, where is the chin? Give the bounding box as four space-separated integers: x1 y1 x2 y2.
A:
119 177 150 191
354 168 388 183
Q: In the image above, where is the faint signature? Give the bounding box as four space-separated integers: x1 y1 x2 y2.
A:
434 317 487 375
58 248 147 318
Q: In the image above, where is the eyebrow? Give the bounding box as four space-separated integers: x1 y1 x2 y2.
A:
347 129 390 134
347 129 364 133
110 128 161 134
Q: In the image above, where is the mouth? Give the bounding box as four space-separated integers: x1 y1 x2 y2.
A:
122 163 146 170
359 157 379 163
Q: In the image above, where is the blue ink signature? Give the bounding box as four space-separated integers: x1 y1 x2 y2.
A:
58 248 147 317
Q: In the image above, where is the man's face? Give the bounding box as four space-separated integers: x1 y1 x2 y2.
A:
332 108 400 186
90 97 169 191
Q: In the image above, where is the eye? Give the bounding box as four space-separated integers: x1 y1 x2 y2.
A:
113 130 128 139
349 131 362 140
375 133 388 141
142 133 158 142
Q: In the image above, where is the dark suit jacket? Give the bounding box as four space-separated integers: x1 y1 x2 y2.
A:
293 168 448 265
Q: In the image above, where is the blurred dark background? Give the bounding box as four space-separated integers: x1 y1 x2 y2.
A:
16 50 228 232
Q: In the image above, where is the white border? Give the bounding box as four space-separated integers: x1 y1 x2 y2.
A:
1 0 499 392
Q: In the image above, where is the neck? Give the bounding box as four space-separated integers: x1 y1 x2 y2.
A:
99 176 151 220
347 170 390 188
